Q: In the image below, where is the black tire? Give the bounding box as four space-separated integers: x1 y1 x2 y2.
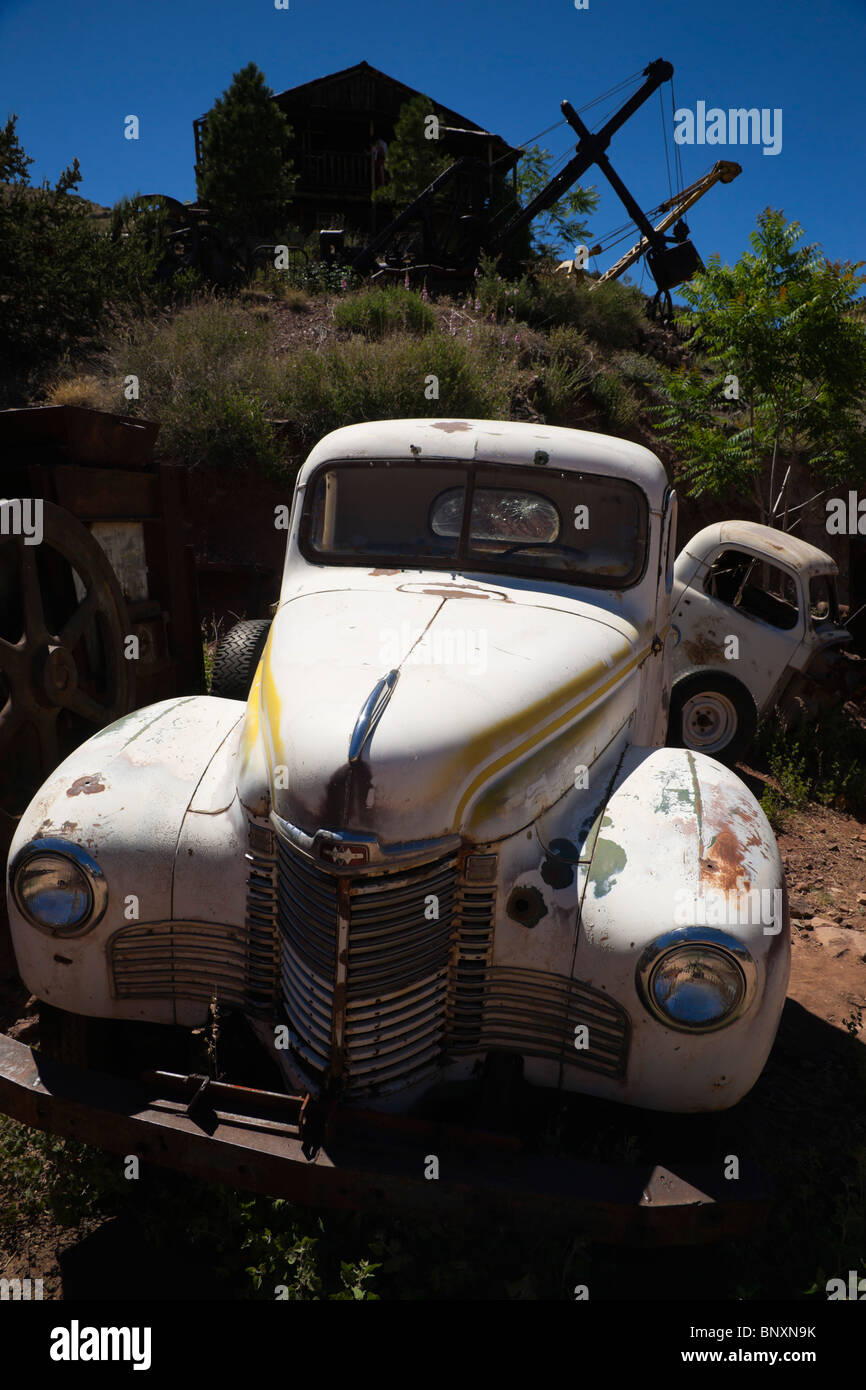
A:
667 671 757 765
210 619 271 700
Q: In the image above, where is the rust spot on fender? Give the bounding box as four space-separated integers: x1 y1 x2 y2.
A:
369 569 400 576
700 826 749 893
430 421 472 432
67 774 105 797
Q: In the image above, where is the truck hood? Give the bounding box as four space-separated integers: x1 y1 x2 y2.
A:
250 583 645 843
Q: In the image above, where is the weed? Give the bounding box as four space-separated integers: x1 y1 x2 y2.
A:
590 371 641 433
333 285 435 339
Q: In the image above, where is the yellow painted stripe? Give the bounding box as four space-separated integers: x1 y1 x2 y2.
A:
454 642 653 823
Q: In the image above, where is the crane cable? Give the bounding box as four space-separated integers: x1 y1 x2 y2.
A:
511 67 688 258
588 73 691 256
514 65 646 151
660 87 674 203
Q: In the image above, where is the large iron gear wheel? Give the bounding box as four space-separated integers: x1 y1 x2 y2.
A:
0 501 133 815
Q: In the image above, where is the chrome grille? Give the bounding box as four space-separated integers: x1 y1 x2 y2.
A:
277 838 457 1097
446 879 496 1051
109 821 280 1016
244 822 281 1016
448 966 629 1078
278 846 337 1078
344 859 455 1093
110 921 248 1008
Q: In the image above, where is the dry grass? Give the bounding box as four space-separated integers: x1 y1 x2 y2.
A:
45 374 113 410
280 287 311 313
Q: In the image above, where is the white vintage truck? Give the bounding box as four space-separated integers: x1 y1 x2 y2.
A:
6 419 792 1130
668 520 852 761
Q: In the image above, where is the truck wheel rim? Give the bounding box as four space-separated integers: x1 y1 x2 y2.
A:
681 692 737 753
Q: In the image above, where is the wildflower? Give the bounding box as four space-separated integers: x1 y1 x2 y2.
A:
421 285 428 302
474 298 480 312
474 267 480 277
340 276 347 290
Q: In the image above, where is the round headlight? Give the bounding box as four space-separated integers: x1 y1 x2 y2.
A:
650 946 744 1029
11 839 106 935
636 928 755 1033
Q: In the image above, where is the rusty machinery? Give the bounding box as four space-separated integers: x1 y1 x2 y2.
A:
351 58 737 315
0 406 204 876
113 193 299 288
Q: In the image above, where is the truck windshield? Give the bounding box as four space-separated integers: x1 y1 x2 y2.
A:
301 459 648 588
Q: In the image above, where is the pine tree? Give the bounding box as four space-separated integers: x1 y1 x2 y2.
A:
373 95 451 206
196 63 295 236
0 113 34 184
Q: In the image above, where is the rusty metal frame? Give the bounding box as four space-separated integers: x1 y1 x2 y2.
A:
0 1029 771 1245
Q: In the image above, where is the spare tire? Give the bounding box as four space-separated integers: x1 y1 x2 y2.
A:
210 619 271 700
667 671 757 765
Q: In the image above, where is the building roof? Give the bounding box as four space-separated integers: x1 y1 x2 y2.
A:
272 59 509 139
195 61 518 159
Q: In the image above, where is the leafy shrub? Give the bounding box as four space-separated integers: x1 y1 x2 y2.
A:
333 285 435 339
538 358 588 421
547 324 594 371
244 269 311 311
535 329 590 422
754 708 866 818
104 295 282 472
475 260 539 323
275 326 522 446
475 257 645 346
614 350 666 390
768 744 810 810
759 785 788 833
589 371 641 433
572 278 645 347
282 258 361 295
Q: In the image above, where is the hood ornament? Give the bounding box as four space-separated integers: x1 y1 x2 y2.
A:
348 669 400 764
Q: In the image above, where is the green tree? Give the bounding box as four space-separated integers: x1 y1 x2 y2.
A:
0 112 34 183
196 63 295 236
514 144 598 260
0 117 165 383
0 118 104 375
654 208 866 523
372 95 451 206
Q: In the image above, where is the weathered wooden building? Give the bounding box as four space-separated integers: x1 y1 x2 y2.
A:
193 60 519 236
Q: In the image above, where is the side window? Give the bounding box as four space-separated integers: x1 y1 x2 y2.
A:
809 574 840 627
703 549 799 630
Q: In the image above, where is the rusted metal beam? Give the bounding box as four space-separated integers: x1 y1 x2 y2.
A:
0 1031 770 1244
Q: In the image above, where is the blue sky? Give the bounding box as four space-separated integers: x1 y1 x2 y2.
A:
1 0 864 281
